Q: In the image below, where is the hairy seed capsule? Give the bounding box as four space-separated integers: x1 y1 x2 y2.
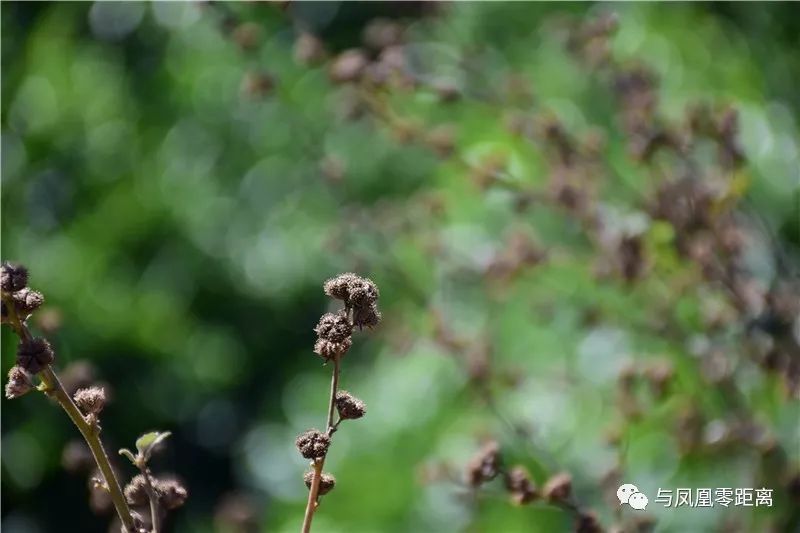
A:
314 337 352 361
1 262 28 293
74 386 107 415
347 278 379 308
505 466 538 504
16 337 55 374
328 49 368 84
5 366 33 399
156 478 188 510
466 441 502 487
353 302 381 329
295 429 330 460
124 475 150 506
323 273 361 301
543 472 572 502
304 471 336 495
12 288 45 317
335 391 366 420
315 312 352 343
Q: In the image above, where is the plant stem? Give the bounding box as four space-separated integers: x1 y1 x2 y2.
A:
139 467 161 533
326 356 340 432
301 355 341 533
2 295 137 533
301 458 324 533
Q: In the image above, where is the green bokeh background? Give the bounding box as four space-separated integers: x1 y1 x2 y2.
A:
2 2 798 533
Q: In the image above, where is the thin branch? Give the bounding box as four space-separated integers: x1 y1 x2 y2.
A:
301 355 340 533
139 467 161 533
326 356 341 433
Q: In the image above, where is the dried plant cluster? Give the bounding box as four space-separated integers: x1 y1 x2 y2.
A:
4 5 798 532
261 9 798 533
2 262 186 533
297 273 381 532
464 441 603 533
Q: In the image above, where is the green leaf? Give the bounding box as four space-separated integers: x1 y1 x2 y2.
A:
118 448 136 464
135 431 171 462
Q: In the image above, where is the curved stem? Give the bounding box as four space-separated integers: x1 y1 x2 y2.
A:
301 355 341 533
2 295 136 533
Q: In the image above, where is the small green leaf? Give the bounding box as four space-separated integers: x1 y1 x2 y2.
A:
119 448 136 464
135 431 171 462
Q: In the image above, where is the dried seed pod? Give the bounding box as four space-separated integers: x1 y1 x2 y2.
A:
294 32 326 65
240 70 275 99
1 262 28 292
11 288 45 317
505 465 538 504
314 337 353 361
315 312 352 343
16 337 55 374
232 22 262 52
74 386 107 415
348 277 379 308
466 441 502 486
304 471 336 495
353 302 381 329
295 429 330 460
543 472 572 502
335 390 366 420
324 273 361 301
124 474 150 506
323 273 379 310
362 18 404 51
5 365 33 399
328 49 368 84
644 360 674 398
156 477 188 510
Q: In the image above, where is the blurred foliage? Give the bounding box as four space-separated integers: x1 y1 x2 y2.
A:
2 2 799 533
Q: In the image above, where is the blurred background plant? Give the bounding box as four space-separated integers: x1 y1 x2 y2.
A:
2 2 798 532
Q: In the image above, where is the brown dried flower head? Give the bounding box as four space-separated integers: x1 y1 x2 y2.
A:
125 474 188 510
295 429 331 460
124 474 150 506
304 471 336 495
74 386 107 415
315 312 353 343
543 472 572 502
466 441 502 487
323 273 361 301
314 311 354 360
335 390 366 420
329 49 368 84
314 337 353 361
12 288 45 317
1 261 28 293
348 277 379 308
16 337 55 374
5 365 33 399
505 465 539 505
294 32 326 66
155 478 189 510
353 302 381 329
324 273 380 308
